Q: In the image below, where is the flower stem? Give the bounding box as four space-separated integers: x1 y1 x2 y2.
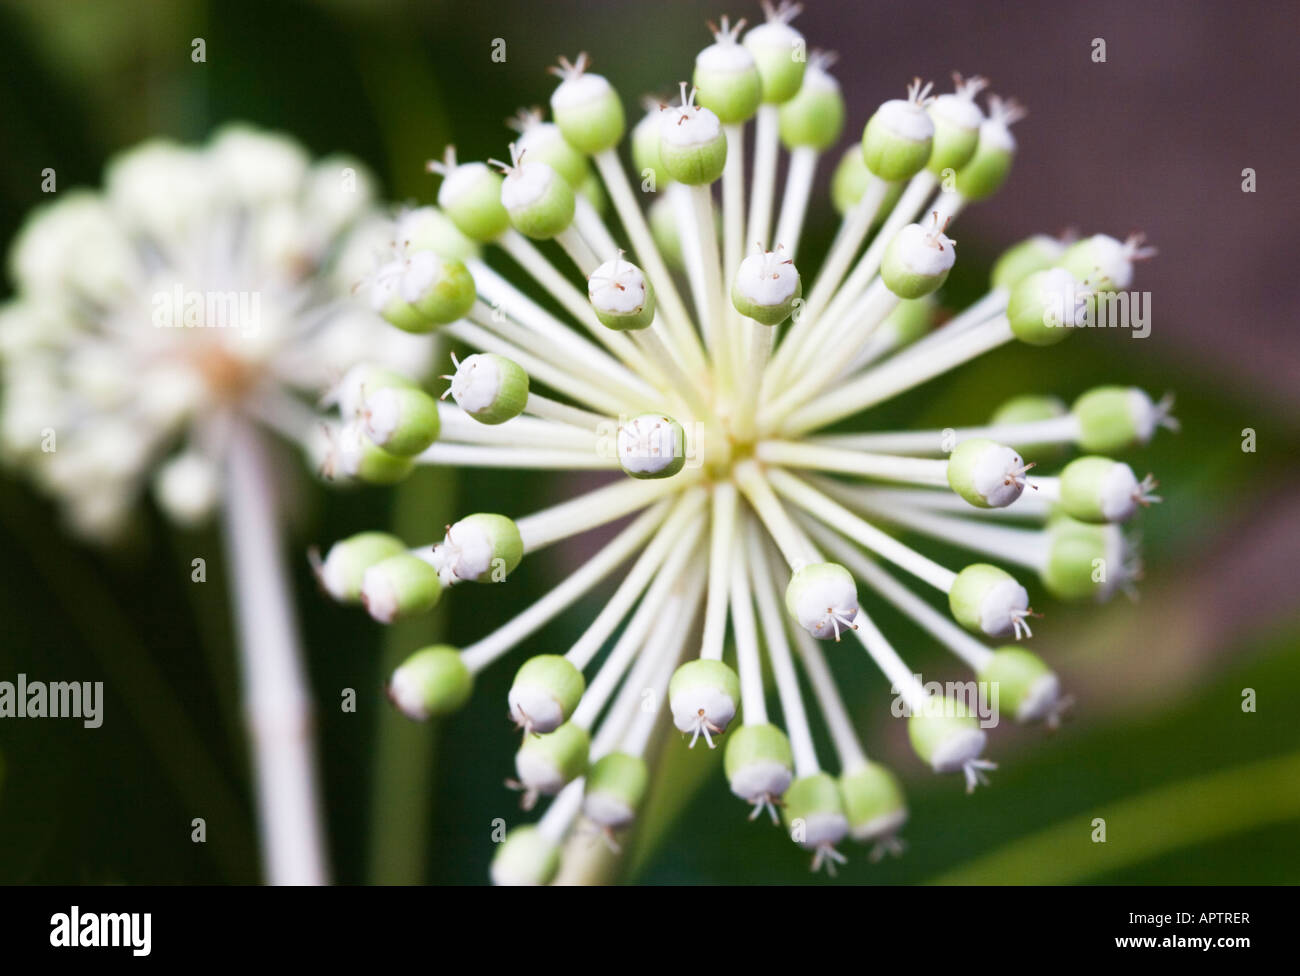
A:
221 421 329 885
593 148 708 377
746 104 780 250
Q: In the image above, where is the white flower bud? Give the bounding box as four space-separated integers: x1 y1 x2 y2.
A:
785 562 859 641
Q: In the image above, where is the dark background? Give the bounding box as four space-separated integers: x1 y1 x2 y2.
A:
0 0 1296 884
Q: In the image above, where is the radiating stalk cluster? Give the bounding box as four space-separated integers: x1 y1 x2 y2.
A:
312 1 1171 883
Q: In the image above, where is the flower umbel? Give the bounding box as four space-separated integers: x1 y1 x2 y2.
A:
316 6 1172 883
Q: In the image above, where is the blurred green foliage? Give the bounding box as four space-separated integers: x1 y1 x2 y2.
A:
0 0 1296 884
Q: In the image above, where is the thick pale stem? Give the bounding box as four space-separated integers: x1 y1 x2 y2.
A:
222 422 329 885
778 315 1015 436
732 459 819 569
812 414 1081 457
460 500 672 672
594 149 708 377
538 778 585 844
616 564 706 759
789 624 867 774
817 484 1055 521
783 176 888 358
815 170 937 337
690 182 732 392
515 475 688 553
897 287 1008 363
802 517 994 671
764 467 958 592
573 193 620 261
524 392 610 432
566 489 707 672
437 404 596 451
773 146 818 259
852 609 929 713
555 223 601 276
748 530 820 778
728 529 767 726
418 443 617 470
498 230 661 382
700 480 739 662
468 260 652 399
756 440 951 486
722 123 746 291
447 319 646 417
573 518 706 732
814 480 1046 571
746 104 780 251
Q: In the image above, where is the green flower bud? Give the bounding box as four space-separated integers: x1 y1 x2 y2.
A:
778 55 844 150
926 74 987 174
333 423 415 484
881 217 955 299
1072 386 1174 453
508 654 586 733
1040 514 1115 601
584 751 648 828
879 295 935 348
496 150 575 240
977 647 1062 724
549 54 625 155
632 104 671 190
431 151 510 242
362 385 441 456
1058 232 1155 294
907 697 992 788
394 205 480 263
514 721 590 799
840 761 908 843
743 7 807 104
431 512 524 585
669 659 741 746
618 413 686 479
489 825 559 886
990 234 1067 292
731 245 801 325
946 437 1029 509
449 352 530 425
588 253 656 331
948 563 1032 638
334 363 418 420
509 109 589 188
782 772 849 854
361 553 442 624
365 242 475 333
388 645 473 720
952 96 1023 202
315 531 407 603
785 562 859 641
862 81 935 182
724 723 794 809
1059 456 1154 524
988 393 1068 461
659 86 727 186
1006 267 1093 346
411 252 477 330
694 18 762 124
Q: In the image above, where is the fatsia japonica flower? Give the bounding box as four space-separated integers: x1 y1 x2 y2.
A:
314 2 1174 883
0 125 436 885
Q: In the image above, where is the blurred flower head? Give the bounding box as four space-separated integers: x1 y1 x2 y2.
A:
0 124 434 538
